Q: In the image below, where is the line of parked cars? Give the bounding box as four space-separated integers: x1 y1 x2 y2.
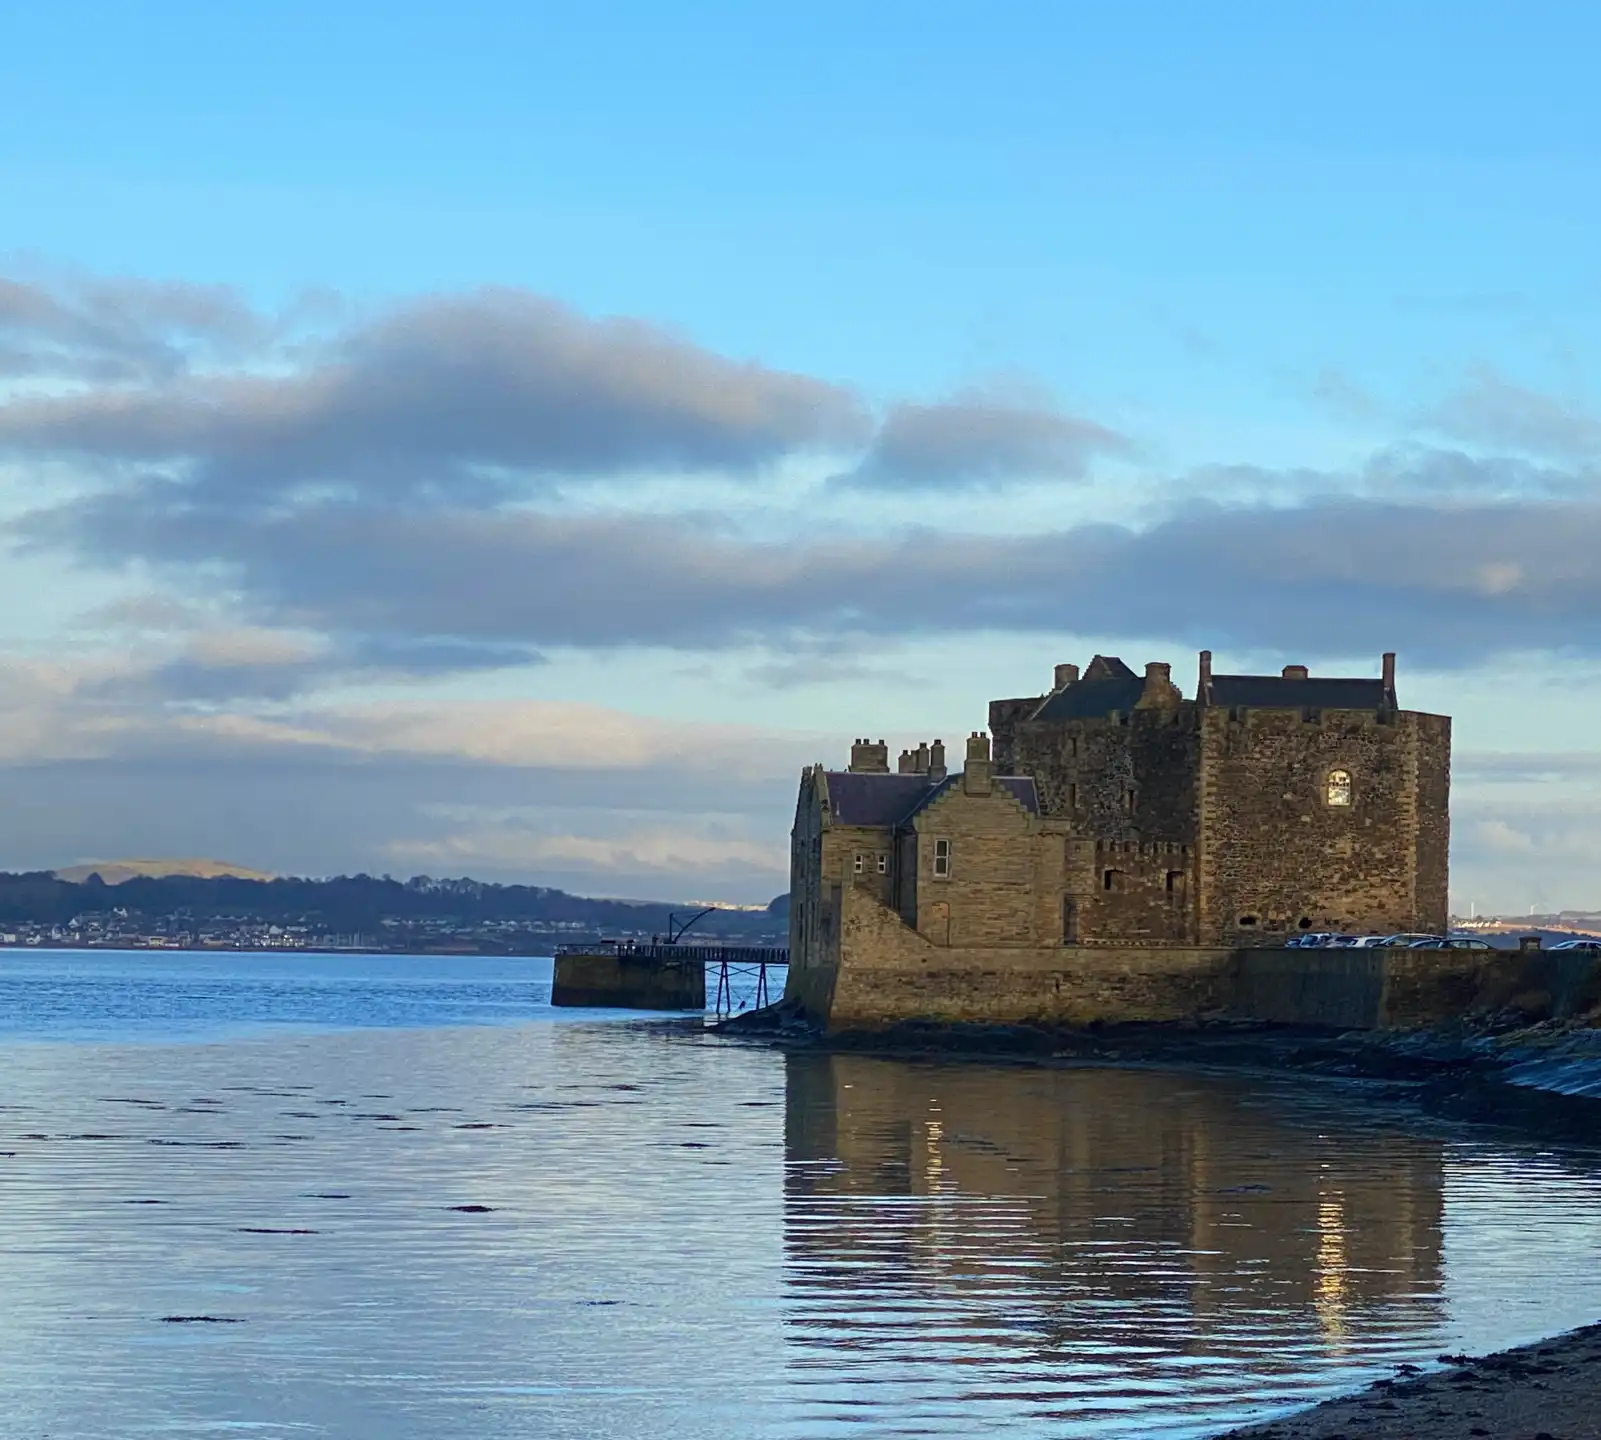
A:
1286 932 1492 949
1286 932 1601 952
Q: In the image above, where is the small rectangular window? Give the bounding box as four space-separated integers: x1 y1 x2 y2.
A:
933 839 951 877
1067 783 1079 809
853 852 865 874
876 854 888 875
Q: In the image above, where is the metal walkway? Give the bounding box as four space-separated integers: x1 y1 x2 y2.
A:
553 940 788 1017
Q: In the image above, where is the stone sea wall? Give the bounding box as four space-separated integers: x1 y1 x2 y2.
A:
789 888 1597 1035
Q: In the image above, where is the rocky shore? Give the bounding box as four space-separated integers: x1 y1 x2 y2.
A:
1219 1323 1601 1440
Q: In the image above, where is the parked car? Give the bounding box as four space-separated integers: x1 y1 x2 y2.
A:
1375 933 1443 947
1408 937 1494 950
1348 935 1394 948
1551 939 1601 952
1287 933 1336 948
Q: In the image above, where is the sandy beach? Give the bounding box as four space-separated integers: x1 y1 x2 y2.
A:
1219 1322 1601 1439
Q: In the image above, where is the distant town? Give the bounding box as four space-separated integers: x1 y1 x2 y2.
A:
0 865 789 954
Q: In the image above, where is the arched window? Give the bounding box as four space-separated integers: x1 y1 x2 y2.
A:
1326 769 1353 807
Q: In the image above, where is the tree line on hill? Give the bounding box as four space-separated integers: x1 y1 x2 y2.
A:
0 871 789 936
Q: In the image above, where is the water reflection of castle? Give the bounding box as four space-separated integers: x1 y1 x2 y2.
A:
782 1053 1445 1419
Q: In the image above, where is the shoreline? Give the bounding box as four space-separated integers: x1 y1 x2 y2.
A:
1218 1322 1601 1439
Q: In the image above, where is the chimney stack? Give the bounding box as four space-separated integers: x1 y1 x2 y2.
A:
963 730 993 796
849 738 890 774
1198 650 1213 704
1136 660 1180 709
1054 662 1080 690
897 748 916 775
1282 664 1309 680
1382 651 1397 703
928 739 947 782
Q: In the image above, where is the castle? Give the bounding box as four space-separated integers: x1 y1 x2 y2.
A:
785 652 1452 1030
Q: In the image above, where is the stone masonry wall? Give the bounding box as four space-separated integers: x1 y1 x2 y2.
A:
1196 708 1425 943
789 889 1499 1034
1413 712 1452 933
817 887 1235 1030
908 781 1061 948
1075 839 1197 944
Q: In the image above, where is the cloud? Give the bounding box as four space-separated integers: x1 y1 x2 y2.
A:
0 283 872 503
385 823 787 884
1423 366 1601 463
834 390 1130 490
1455 751 1601 783
0 272 284 384
1308 366 1385 425
24 467 1601 665
1467 817 1536 855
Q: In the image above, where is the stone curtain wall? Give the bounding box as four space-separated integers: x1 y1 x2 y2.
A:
816 887 1237 1030
790 888 1553 1034
1074 839 1198 944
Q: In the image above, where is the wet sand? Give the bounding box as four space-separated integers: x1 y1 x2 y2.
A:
1219 1323 1601 1439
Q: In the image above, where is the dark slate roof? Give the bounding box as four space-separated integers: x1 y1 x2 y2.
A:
1032 655 1145 721
1209 675 1392 710
900 774 1040 822
823 772 938 827
824 772 1040 827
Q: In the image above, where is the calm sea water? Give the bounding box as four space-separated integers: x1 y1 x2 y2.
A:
2 951 1600 1439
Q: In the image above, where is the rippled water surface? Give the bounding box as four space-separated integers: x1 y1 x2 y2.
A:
3 952 1601 1438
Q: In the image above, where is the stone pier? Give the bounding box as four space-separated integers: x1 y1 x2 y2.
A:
550 950 706 1010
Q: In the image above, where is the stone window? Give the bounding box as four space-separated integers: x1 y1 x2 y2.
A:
853 852 865 874
1102 868 1125 892
1326 769 1353 807
1066 782 1079 810
1239 914 1258 927
1165 870 1183 893
933 839 951 878
876 854 888 875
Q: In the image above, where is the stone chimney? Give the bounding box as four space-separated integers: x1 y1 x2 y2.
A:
1054 662 1080 690
897 748 916 775
914 741 931 774
1135 660 1181 709
928 739 948 782
849 738 889 774
1382 651 1397 705
1198 650 1213 705
1282 664 1309 680
963 731 993 796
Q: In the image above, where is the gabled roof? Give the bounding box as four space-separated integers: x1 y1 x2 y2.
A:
822 771 1040 828
823 772 938 827
900 774 1040 822
1031 655 1145 721
1209 675 1392 710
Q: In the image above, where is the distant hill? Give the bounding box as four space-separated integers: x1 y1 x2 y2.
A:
0 870 784 940
53 858 276 885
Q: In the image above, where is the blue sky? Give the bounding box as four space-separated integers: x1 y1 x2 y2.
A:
2 2 1600 908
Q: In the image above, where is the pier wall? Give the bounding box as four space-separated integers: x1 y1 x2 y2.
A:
551 952 706 1010
788 888 1566 1034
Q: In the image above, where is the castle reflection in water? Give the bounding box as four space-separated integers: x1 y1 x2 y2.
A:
781 1054 1446 1430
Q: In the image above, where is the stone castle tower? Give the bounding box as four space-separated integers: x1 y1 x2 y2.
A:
988 651 1449 945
